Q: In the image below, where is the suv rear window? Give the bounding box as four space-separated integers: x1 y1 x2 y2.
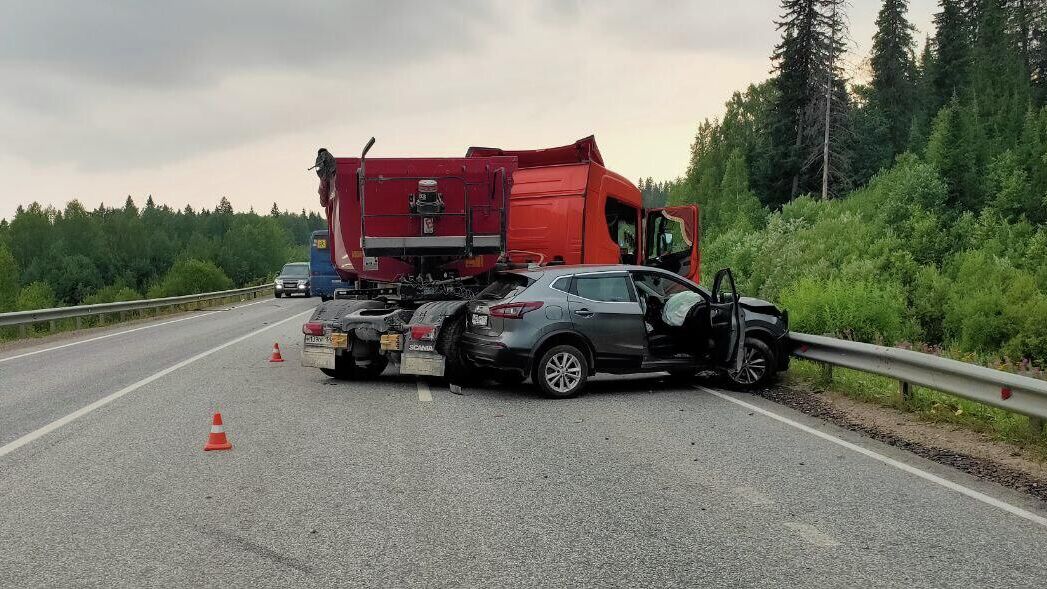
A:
478 274 533 301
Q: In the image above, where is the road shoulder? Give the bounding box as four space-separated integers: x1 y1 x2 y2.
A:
752 381 1047 503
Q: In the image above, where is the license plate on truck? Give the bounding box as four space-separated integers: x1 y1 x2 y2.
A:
400 352 445 377
304 333 348 348
301 346 335 369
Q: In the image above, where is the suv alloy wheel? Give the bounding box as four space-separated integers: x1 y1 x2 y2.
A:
533 344 588 398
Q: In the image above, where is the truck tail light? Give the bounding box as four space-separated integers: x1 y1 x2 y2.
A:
490 301 543 319
302 322 325 336
411 325 437 340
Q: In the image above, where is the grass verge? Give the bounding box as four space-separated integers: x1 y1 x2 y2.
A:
786 358 1047 459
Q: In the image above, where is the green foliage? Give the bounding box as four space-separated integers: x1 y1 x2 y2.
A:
16 282 56 311
217 217 290 285
82 285 142 305
780 275 909 343
869 0 917 155
148 259 233 298
0 244 18 312
925 99 983 209
0 198 323 306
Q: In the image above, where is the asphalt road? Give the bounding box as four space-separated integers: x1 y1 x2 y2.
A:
2 297 1047 588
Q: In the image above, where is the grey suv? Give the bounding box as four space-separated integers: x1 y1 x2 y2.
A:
461 265 789 398
275 262 312 298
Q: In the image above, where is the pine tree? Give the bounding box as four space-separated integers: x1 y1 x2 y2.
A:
215 197 233 215
870 0 918 155
931 0 971 107
1005 1 1047 105
769 0 852 203
970 0 1030 151
0 243 18 312
270 202 280 217
909 37 938 150
926 98 984 209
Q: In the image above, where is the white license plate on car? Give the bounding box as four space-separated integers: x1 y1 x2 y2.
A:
304 335 329 346
471 313 488 327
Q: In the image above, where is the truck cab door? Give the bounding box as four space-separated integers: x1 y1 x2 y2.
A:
709 268 745 370
643 206 700 282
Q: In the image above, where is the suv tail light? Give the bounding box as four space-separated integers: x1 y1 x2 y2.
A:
302 322 325 336
489 301 543 319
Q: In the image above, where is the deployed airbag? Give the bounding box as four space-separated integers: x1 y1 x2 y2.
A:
661 291 702 327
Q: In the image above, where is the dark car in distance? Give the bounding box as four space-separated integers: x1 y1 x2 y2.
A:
461 264 789 398
274 262 312 298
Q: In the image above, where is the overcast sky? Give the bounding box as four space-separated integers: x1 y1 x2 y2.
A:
0 0 937 220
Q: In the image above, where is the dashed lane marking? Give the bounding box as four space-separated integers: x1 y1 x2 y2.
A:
0 309 314 459
417 380 433 403
696 385 1047 530
0 298 271 365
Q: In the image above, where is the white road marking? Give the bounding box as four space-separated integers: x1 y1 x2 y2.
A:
696 386 1047 530
417 380 433 402
0 308 313 459
0 298 271 364
782 522 841 548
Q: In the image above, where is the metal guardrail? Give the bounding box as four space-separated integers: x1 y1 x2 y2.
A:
0 284 273 331
792 332 1047 427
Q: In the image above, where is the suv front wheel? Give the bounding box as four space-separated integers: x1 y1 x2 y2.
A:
533 345 588 398
726 337 776 388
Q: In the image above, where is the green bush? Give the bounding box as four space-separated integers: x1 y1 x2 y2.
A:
148 259 233 298
82 285 142 305
16 282 57 311
779 276 910 344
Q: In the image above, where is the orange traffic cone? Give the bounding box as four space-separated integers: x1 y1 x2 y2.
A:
204 412 232 451
268 343 285 363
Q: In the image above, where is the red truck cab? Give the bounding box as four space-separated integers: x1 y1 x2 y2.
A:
469 136 700 282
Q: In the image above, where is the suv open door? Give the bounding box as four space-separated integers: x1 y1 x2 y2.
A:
643 206 700 282
710 268 745 371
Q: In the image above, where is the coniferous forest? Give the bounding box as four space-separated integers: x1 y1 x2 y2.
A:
0 197 324 312
659 0 1047 366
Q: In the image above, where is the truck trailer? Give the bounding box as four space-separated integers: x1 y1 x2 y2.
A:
301 136 701 381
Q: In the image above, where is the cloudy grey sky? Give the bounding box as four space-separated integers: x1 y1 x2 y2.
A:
0 0 937 220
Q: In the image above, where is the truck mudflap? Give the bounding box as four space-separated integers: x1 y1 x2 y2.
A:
399 300 471 377
301 299 379 370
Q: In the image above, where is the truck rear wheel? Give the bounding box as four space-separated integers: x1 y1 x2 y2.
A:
320 352 354 380
356 354 389 379
437 314 480 385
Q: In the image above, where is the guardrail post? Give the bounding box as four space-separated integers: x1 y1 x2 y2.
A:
899 381 912 403
75 316 82 330
19 324 26 338
1031 417 1045 437
819 363 833 384
48 320 56 332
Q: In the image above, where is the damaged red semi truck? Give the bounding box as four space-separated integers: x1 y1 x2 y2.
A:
301 136 701 380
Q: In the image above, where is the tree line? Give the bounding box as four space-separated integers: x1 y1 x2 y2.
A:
0 196 324 313
670 0 1047 367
